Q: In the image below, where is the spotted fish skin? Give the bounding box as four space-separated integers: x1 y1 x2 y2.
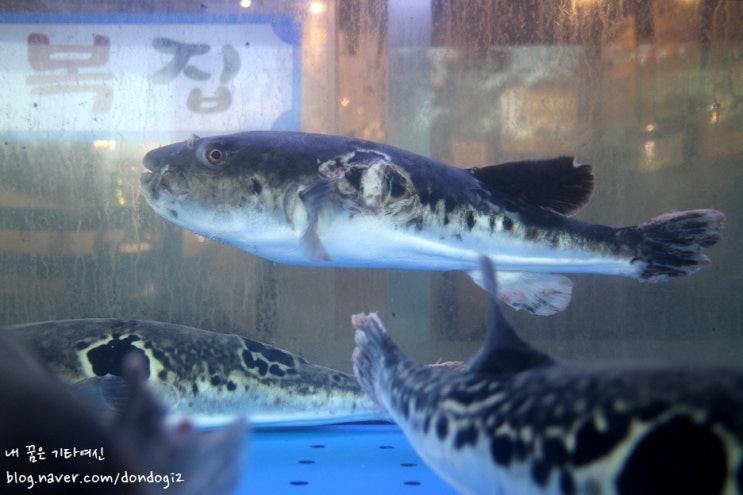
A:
141 131 724 316
2 318 384 427
0 336 247 495
351 260 743 495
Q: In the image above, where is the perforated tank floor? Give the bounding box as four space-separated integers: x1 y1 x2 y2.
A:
235 424 459 495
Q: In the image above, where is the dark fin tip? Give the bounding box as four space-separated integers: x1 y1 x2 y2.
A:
470 157 593 215
633 209 725 282
467 256 554 376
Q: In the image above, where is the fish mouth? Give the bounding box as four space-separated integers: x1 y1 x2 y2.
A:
142 147 160 172
140 155 190 202
140 150 159 191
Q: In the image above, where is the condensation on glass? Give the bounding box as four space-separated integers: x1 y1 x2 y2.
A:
0 1 741 372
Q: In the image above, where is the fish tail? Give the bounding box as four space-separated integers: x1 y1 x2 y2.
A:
628 209 725 282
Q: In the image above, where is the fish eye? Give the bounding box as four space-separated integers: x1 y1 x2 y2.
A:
202 147 227 167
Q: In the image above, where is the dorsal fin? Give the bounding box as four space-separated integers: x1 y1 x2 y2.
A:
469 157 593 215
467 255 554 376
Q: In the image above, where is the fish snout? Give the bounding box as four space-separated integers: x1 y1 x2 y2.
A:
140 149 164 194
143 140 186 172
142 147 167 173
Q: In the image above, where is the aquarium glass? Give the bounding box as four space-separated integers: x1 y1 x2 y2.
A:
1 0 741 491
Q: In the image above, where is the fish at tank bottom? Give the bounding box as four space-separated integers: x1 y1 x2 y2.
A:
140 131 724 316
352 256 743 495
1 318 387 428
0 335 246 495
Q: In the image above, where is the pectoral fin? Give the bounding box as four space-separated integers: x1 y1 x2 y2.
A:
466 269 573 316
298 179 335 262
71 375 131 417
71 374 180 420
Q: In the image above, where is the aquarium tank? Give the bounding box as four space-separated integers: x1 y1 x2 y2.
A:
1 1 741 494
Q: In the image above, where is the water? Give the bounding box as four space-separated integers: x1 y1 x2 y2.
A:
1 1 741 493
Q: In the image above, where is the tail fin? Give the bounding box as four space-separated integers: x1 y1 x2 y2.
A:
632 209 724 282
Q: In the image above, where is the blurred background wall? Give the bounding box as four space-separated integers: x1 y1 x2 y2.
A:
0 0 741 372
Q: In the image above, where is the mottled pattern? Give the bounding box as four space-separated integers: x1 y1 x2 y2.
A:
0 334 247 495
3 319 382 426
140 131 724 317
353 313 743 495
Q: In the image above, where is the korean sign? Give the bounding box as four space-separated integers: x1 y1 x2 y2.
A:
0 13 301 140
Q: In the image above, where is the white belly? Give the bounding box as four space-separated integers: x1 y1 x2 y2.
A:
220 214 634 277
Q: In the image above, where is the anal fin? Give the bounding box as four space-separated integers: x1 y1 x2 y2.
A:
466 269 573 316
